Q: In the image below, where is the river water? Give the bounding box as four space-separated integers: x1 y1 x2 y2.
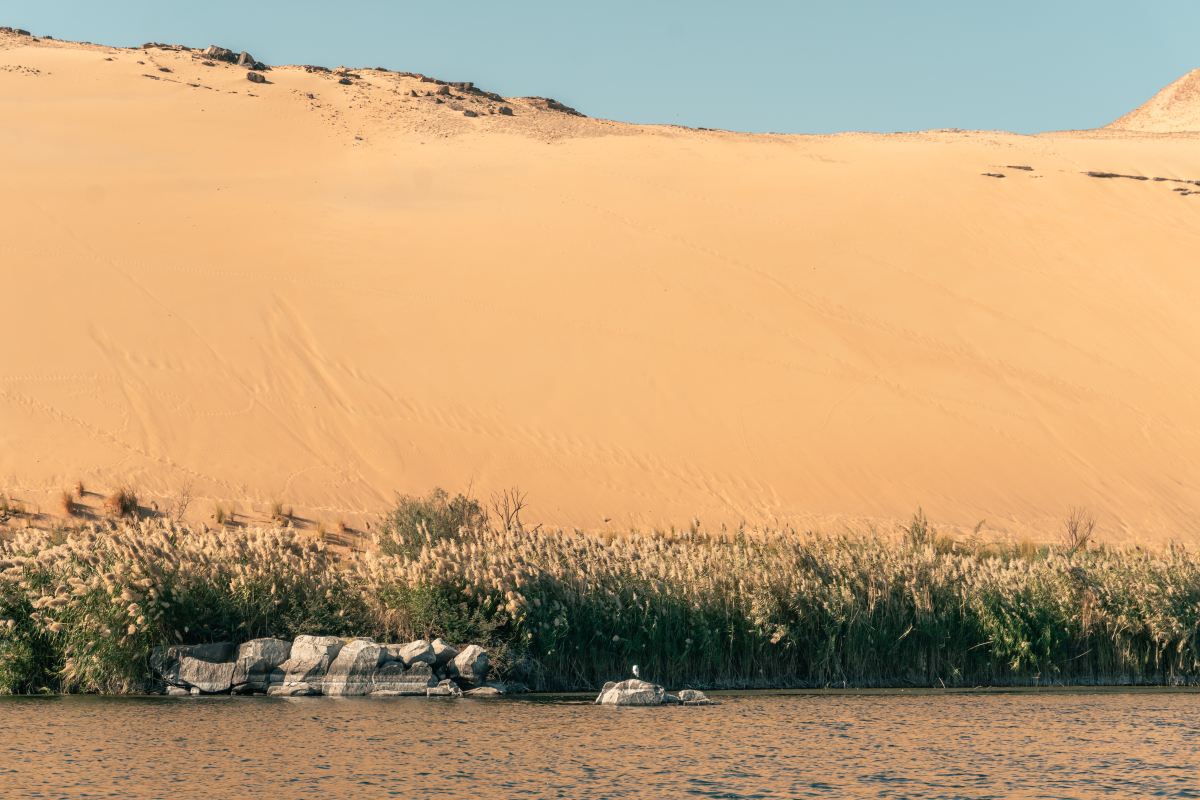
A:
2 689 1198 798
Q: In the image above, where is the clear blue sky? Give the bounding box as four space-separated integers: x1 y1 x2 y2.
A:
8 1 1197 134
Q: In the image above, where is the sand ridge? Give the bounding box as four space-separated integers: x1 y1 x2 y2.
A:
1106 68 1200 133
2 31 1200 542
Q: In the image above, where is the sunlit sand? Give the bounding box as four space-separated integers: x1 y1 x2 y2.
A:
2 34 1199 541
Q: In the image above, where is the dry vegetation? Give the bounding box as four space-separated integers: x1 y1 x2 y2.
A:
1 490 1198 694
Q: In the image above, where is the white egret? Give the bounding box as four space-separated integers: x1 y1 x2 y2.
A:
632 664 640 679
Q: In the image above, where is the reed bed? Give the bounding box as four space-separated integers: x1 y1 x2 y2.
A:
1 500 1199 693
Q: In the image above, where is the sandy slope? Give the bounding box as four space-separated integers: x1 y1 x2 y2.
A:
1107 68 1200 132
2 34 1200 541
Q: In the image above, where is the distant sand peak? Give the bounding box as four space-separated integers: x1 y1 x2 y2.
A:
1106 67 1200 132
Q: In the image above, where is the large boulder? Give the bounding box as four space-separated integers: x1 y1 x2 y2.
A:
152 642 234 685
177 657 235 694
370 661 438 695
430 638 458 667
236 51 255 67
393 640 436 667
203 45 236 63
267 655 332 696
323 639 382 696
246 72 265 84
595 679 666 706
231 638 291 694
236 638 292 664
447 644 488 689
291 635 343 662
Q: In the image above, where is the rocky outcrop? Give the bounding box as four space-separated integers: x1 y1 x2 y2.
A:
152 635 504 699
203 45 236 63
247 72 265 84
524 97 585 117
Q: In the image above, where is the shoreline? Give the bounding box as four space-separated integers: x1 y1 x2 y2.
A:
3 494 1200 696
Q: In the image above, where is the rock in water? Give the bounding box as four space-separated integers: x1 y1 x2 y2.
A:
177 657 235 694
231 638 292 694
677 689 712 705
246 72 265 84
291 635 344 662
427 678 463 697
594 681 617 703
448 644 488 688
595 679 666 706
370 661 438 695
166 686 190 696
153 642 234 685
464 685 503 697
323 638 382 696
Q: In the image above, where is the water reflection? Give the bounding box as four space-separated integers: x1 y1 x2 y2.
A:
2 690 1198 798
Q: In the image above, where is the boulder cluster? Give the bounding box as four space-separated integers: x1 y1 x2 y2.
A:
594 679 713 706
201 45 267 71
153 636 500 698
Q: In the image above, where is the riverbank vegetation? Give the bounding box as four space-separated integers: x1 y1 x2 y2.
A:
2 491 1199 693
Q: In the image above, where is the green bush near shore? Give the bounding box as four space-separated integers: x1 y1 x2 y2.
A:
1 494 1199 693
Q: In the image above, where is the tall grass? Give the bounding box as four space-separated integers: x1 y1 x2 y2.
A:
2 499 1199 694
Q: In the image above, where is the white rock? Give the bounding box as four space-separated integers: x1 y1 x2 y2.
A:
595 679 666 706
323 639 382 696
430 638 458 667
178 656 235 694
448 644 488 688
291 635 344 662
371 661 437 695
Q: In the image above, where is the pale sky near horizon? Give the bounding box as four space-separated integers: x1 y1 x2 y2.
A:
7 1 1197 134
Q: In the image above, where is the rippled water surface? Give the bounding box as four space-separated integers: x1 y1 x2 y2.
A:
3 690 1199 798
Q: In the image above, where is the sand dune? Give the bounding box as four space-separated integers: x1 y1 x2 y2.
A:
1107 67 1200 132
2 32 1199 541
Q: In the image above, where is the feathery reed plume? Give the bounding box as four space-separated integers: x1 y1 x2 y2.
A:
2 496 1199 696
60 491 76 517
